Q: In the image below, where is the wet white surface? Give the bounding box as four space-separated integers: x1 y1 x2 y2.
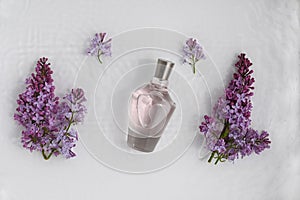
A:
0 0 299 200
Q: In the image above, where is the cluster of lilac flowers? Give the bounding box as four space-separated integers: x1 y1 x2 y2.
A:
14 57 87 160
199 53 271 164
87 32 112 64
183 38 205 74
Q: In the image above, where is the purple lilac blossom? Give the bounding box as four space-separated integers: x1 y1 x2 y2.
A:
49 88 87 159
183 38 205 74
14 58 87 160
87 32 112 64
14 57 59 152
199 53 271 164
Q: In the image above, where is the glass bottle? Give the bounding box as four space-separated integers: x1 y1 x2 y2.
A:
127 58 176 152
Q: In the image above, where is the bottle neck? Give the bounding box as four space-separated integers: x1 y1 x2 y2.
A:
151 77 168 88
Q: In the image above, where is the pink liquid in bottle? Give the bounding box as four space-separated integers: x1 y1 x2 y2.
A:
127 59 176 152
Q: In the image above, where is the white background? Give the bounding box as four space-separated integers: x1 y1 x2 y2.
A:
0 0 299 199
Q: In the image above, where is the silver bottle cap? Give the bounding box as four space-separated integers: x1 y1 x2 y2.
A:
154 58 175 81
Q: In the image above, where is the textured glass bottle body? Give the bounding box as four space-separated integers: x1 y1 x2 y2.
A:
127 78 176 152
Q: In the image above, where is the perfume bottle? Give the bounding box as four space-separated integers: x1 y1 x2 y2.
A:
127 58 176 152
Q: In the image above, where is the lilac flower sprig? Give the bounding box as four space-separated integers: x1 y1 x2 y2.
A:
14 57 59 153
87 32 112 64
43 88 87 159
14 58 87 160
183 38 205 74
199 53 271 165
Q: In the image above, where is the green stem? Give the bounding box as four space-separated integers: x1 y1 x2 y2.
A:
220 121 230 139
192 63 196 74
97 49 103 64
42 149 53 160
208 151 215 163
65 112 74 133
214 156 221 165
191 55 196 74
